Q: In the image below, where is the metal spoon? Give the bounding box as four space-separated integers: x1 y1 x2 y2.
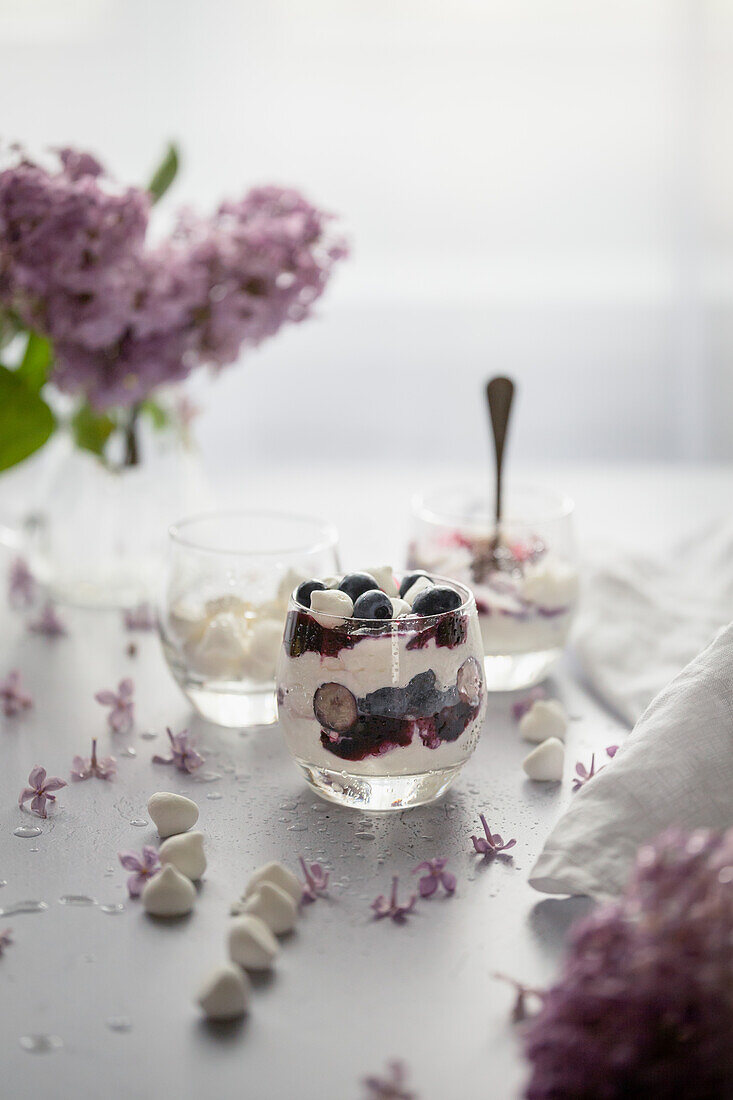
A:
485 376 515 562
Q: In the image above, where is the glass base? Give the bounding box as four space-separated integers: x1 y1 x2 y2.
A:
483 648 561 691
184 683 277 728
295 760 463 811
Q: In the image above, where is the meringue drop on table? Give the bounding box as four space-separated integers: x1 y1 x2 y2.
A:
158 510 339 728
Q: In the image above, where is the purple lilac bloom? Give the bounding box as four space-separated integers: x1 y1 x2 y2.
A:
18 765 67 818
28 600 67 637
0 669 33 716
523 827 733 1099
362 1060 416 1100
7 557 36 609
152 727 204 773
94 678 134 734
470 813 516 857
412 857 456 898
371 877 416 923
299 857 329 903
70 738 116 781
118 846 161 898
572 746 618 792
0 151 347 411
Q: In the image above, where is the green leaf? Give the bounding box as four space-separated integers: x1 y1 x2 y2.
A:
147 142 179 204
0 364 56 472
70 402 116 459
16 332 52 392
139 398 170 430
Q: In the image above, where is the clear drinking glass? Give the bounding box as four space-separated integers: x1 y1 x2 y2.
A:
276 573 486 810
408 484 578 691
159 510 339 728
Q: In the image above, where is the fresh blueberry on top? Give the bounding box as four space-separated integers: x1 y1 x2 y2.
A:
295 579 327 608
352 589 393 620
411 585 462 616
398 571 431 598
338 572 379 603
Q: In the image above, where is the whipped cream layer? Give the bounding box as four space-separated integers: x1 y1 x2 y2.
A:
276 611 486 777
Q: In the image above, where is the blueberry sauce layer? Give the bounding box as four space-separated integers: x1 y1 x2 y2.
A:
315 665 482 762
283 609 468 660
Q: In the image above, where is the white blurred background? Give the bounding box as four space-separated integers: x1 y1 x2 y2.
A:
2 0 733 474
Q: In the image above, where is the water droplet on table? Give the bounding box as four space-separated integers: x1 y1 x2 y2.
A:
59 895 97 907
121 747 137 758
106 1016 132 1032
0 900 48 916
13 826 42 839
288 823 308 832
279 801 297 811
100 903 125 915
354 832 375 841
206 792 223 801
19 1035 63 1054
198 771 222 783
140 730 158 740
129 819 148 828
0 880 6 887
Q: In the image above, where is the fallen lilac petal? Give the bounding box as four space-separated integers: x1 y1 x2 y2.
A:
95 679 134 734
8 557 36 609
152 726 204 773
19 764 67 818
28 601 67 637
1 669 33 717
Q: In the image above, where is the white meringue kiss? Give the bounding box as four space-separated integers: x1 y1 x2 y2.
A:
228 915 279 970
522 737 565 782
244 861 301 904
147 792 199 838
366 566 399 597
309 588 353 626
159 831 206 880
142 864 196 917
519 699 568 743
197 964 250 1021
239 882 297 934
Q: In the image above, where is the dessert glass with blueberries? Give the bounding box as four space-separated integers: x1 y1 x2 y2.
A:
159 511 339 728
408 484 579 691
275 567 486 810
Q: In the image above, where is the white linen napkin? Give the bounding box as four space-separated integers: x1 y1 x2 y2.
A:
573 518 733 725
529 621 733 899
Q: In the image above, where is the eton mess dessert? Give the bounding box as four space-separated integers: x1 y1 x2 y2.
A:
275 567 486 808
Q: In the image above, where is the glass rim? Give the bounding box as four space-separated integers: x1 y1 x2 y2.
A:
412 481 575 529
291 572 476 624
168 508 339 558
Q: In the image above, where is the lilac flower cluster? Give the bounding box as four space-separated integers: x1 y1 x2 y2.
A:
0 151 346 410
523 828 733 1099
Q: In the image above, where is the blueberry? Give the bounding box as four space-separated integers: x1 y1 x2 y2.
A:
405 670 444 715
295 579 327 608
399 571 431 598
352 589 393 620
338 572 379 603
313 683 358 732
360 685 408 717
411 585 462 616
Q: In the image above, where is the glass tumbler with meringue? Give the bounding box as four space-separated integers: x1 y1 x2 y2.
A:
408 485 578 691
159 511 339 728
275 567 486 810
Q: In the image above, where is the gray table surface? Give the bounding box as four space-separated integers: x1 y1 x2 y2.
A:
1 461 730 1100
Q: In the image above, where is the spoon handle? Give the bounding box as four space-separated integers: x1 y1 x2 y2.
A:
486 376 515 529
